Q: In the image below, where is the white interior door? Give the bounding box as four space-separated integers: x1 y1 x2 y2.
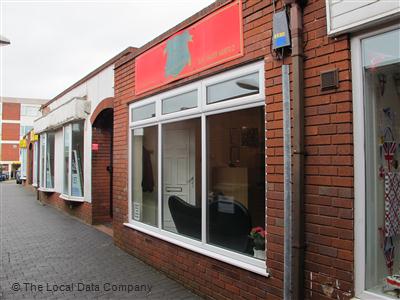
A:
163 128 195 232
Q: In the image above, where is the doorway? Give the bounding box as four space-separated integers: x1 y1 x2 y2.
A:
92 108 113 227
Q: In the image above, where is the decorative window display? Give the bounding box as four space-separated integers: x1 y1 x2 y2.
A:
63 121 84 198
363 29 400 298
129 62 266 271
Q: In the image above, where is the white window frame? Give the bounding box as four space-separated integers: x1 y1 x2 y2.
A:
127 61 268 276
32 141 38 187
352 24 400 300
60 123 84 202
20 148 27 179
21 104 40 117
38 132 55 192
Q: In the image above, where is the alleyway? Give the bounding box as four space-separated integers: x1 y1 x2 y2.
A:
0 182 199 299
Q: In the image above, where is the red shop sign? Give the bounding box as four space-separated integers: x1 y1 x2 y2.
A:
135 0 243 95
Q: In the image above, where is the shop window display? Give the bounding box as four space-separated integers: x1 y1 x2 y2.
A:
363 29 400 298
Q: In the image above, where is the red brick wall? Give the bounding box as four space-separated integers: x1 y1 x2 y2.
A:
39 191 93 224
91 127 112 224
112 0 354 299
27 143 34 184
302 1 353 299
1 144 19 161
2 123 20 140
2 103 20 120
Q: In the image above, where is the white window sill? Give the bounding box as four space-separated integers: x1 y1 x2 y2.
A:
60 194 84 202
353 290 399 300
123 222 270 277
38 187 55 193
32 183 37 187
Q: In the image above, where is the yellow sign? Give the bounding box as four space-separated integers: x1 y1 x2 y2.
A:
30 131 38 142
19 139 27 148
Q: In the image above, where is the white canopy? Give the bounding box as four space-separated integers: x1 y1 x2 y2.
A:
34 97 90 133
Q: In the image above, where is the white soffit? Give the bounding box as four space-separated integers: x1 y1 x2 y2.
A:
34 97 90 133
326 0 400 36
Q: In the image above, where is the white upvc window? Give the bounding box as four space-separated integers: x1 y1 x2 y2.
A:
127 61 268 276
21 105 40 117
353 26 400 300
61 121 84 201
39 132 55 191
32 141 38 187
20 148 27 179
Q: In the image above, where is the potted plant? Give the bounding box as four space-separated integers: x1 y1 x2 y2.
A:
249 226 266 260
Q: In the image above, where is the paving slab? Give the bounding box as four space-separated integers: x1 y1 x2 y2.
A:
0 182 200 300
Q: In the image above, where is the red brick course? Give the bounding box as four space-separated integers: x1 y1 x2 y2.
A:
110 0 354 299
91 127 112 224
39 191 93 224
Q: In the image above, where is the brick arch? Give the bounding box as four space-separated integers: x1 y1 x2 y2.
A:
90 97 114 124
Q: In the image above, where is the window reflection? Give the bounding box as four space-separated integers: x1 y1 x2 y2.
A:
132 126 158 226
207 72 259 104
207 106 265 259
162 90 197 114
162 118 202 239
132 103 156 122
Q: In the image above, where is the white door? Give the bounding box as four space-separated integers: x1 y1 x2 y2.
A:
163 128 195 232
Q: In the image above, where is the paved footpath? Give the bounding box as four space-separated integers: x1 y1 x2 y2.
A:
0 182 199 300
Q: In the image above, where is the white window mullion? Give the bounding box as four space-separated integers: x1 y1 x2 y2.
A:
128 128 132 222
157 123 162 229
44 133 47 188
201 114 206 244
69 124 72 196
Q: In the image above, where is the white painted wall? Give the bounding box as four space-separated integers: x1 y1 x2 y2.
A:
48 65 114 112
326 0 400 35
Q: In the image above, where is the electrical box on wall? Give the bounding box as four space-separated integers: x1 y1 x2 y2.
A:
272 10 291 49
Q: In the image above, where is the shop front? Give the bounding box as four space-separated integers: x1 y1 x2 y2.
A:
128 62 267 273
113 0 355 298
352 26 400 299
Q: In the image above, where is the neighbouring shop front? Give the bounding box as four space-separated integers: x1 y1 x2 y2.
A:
31 48 134 226
353 27 400 299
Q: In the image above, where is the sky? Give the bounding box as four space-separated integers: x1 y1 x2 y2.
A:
0 0 215 100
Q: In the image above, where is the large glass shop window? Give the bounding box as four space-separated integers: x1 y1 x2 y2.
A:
207 107 265 257
33 142 38 185
21 148 27 178
39 133 54 189
363 29 400 298
63 122 84 197
63 125 71 195
71 122 84 197
162 118 202 239
46 132 55 188
132 126 158 226
40 135 45 186
130 63 266 263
